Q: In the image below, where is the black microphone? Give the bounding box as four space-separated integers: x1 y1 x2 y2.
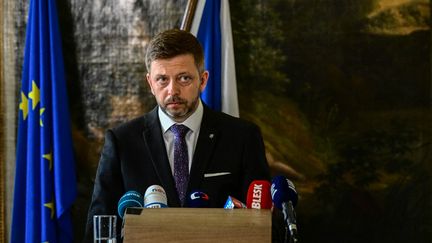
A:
271 176 299 243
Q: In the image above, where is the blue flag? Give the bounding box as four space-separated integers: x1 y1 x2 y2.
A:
191 0 239 117
11 0 77 242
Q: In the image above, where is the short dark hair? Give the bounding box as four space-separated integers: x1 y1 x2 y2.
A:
145 29 204 73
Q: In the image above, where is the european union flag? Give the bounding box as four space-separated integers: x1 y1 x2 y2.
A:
11 0 77 242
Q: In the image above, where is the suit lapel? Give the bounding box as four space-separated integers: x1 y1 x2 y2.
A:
142 108 180 206
188 107 219 192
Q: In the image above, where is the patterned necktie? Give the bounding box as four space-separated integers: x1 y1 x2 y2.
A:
170 124 190 205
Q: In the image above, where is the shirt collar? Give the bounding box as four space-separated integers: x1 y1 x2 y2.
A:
159 99 203 133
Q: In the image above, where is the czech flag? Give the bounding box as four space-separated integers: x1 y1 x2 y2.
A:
190 0 239 117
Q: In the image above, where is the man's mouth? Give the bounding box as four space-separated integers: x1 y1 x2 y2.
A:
167 102 184 107
166 97 185 106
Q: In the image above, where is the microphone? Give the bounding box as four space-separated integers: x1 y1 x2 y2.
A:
224 196 246 209
246 180 272 209
187 190 210 207
271 176 299 243
144 185 168 208
117 190 144 219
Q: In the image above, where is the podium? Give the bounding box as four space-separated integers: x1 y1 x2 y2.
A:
123 208 272 242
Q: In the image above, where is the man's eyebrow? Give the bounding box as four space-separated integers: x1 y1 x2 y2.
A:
177 72 193 76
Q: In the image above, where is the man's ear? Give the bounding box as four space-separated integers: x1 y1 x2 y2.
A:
146 73 155 95
199 71 209 92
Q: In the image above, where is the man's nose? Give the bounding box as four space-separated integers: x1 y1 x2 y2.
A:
167 79 180 95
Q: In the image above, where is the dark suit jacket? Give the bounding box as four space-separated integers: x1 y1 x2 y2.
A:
83 104 270 242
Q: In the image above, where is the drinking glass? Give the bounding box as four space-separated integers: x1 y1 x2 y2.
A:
93 215 117 243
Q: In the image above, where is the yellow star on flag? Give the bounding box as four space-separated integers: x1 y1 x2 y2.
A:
40 107 46 127
43 151 53 171
19 91 29 120
28 80 40 110
44 199 56 219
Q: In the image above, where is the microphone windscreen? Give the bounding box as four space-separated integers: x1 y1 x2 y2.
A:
224 196 246 209
187 191 210 208
117 190 144 218
246 180 272 209
271 176 298 210
144 185 168 208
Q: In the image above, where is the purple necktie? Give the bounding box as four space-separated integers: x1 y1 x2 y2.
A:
171 124 190 205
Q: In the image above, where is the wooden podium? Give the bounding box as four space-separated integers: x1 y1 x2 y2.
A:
123 208 272 243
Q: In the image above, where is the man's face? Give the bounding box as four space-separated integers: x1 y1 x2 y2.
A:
146 54 208 122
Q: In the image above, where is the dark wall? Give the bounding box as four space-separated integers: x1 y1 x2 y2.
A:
231 1 431 242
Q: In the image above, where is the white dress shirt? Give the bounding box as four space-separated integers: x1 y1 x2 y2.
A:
158 100 204 174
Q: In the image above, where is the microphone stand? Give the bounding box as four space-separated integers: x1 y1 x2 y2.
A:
282 201 298 243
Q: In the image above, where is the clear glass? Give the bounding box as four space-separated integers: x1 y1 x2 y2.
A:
93 215 117 243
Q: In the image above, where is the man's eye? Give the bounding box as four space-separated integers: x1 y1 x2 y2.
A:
156 77 168 85
178 76 192 85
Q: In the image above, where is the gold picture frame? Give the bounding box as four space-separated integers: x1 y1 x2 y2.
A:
0 0 6 240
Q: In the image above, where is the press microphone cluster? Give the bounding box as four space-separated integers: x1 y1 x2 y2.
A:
117 184 168 219
116 178 299 242
118 186 213 214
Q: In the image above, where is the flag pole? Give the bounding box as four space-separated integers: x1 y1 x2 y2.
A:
180 0 198 31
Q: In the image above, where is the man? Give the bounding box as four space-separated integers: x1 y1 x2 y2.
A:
84 29 271 241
